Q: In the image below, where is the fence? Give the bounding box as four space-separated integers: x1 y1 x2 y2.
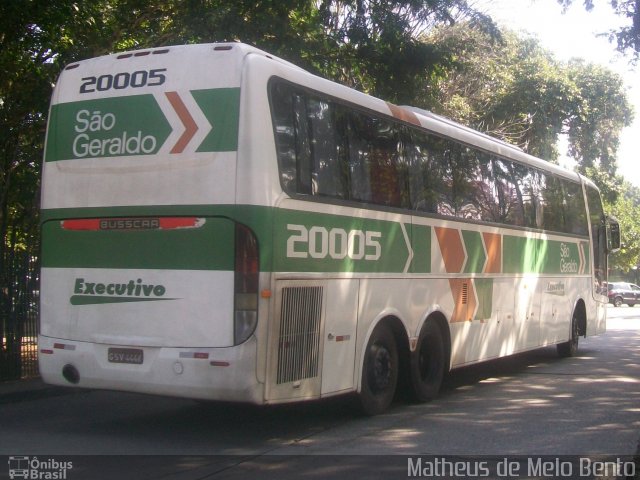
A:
1 250 39 381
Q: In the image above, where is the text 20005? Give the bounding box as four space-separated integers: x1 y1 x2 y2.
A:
79 69 167 94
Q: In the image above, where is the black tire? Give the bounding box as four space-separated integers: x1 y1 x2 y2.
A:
410 321 446 402
557 312 579 358
614 296 623 307
358 323 398 416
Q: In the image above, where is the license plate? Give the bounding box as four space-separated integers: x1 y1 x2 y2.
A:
108 348 143 365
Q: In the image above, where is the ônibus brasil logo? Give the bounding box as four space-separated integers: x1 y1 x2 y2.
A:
70 278 175 305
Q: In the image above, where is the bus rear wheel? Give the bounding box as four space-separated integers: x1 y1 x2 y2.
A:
358 323 398 416
410 321 445 402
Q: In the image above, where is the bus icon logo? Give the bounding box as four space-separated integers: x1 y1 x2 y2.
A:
8 456 29 479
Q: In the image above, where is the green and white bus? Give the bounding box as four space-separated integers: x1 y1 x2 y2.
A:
39 43 620 414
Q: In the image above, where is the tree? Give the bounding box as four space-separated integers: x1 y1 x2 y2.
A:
423 26 577 160
116 0 497 103
421 23 633 201
308 0 498 103
557 0 640 60
565 60 634 202
606 181 640 272
0 0 134 261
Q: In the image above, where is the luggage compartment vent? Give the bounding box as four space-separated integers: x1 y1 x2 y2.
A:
276 286 323 384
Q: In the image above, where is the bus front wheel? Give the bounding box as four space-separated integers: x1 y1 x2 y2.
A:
358 323 398 416
557 312 579 357
410 321 445 402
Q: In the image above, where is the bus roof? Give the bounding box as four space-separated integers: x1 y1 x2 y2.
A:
63 42 302 72
55 41 585 186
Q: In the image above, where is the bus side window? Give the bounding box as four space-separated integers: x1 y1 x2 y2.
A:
270 82 299 193
407 130 453 214
306 97 347 199
564 181 589 235
270 79 589 238
345 111 406 208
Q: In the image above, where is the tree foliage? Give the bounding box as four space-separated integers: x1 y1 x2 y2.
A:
566 60 634 202
1 2 56 252
422 24 633 203
423 27 576 160
606 181 640 272
309 0 498 102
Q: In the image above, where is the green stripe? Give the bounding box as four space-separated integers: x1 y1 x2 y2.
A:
582 242 590 271
503 236 589 274
42 216 236 270
41 205 274 271
474 279 493 320
411 224 431 274
70 295 177 306
41 205 246 222
273 209 411 274
192 88 240 152
45 96 172 162
462 231 486 274
41 205 590 275
44 88 241 162
503 236 539 274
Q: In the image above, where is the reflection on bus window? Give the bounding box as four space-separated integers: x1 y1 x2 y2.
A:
270 79 589 237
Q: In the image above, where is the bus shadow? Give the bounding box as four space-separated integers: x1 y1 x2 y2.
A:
82 348 563 444
68 329 640 455
441 345 565 392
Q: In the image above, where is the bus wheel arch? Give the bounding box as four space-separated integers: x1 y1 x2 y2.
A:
358 316 408 415
409 312 450 403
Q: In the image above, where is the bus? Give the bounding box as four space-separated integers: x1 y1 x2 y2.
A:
39 43 620 415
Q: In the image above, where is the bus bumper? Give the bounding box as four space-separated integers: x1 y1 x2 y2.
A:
37 335 264 404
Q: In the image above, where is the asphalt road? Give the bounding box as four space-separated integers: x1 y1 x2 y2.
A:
1 306 638 479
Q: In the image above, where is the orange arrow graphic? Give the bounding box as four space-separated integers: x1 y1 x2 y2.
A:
434 227 465 273
165 91 198 154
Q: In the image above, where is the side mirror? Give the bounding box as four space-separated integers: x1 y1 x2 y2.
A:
607 216 621 253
